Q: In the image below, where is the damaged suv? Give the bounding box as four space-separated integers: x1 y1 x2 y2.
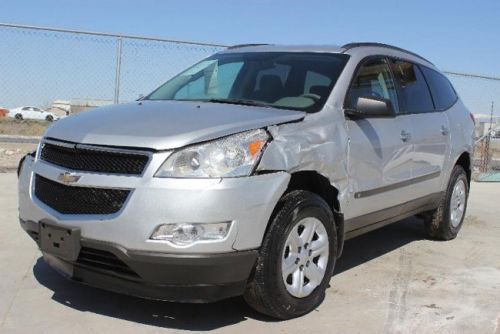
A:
18 43 474 319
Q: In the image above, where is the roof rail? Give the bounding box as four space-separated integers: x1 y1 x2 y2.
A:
227 43 270 50
341 42 433 64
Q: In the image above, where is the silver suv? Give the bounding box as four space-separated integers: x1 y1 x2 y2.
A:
18 43 474 319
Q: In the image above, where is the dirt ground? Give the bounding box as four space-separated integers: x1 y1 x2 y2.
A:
0 173 499 334
0 142 38 172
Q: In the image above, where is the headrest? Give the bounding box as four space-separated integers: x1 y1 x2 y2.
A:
259 75 283 90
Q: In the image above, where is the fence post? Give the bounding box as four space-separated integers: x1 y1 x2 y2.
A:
114 36 123 104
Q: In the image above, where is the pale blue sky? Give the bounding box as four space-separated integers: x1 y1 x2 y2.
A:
1 0 499 74
0 0 499 113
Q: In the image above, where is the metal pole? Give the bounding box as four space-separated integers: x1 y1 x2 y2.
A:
480 101 494 173
114 37 123 104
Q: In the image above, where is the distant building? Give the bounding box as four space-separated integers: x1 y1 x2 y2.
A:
473 113 500 138
69 98 113 114
49 100 71 117
49 98 113 115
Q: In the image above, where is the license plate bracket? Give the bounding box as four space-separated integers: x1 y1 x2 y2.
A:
39 221 81 262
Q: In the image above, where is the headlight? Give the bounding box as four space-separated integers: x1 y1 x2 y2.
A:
150 222 232 246
155 129 269 178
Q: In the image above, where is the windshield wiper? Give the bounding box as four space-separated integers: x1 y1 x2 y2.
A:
201 98 271 108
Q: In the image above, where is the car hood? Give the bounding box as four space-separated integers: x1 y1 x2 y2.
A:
44 100 305 150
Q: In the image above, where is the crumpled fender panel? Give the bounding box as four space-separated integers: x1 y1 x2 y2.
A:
257 104 350 213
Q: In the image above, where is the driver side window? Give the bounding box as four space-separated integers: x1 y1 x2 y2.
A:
347 58 399 112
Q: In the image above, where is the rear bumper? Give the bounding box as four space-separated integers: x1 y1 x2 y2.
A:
22 220 258 302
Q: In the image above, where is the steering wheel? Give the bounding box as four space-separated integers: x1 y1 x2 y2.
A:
300 93 321 101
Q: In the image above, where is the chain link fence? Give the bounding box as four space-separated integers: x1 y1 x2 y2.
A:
0 23 499 177
0 23 225 110
445 72 500 180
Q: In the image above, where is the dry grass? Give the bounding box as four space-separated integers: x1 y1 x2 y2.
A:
0 117 48 137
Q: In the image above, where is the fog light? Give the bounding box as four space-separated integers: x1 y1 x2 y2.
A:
150 222 232 246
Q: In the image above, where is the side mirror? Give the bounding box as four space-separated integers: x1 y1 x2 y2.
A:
346 96 395 118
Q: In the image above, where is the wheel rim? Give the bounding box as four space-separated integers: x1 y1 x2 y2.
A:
450 179 466 228
281 217 329 298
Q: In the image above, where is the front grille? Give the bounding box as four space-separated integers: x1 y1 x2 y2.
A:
77 247 140 278
41 141 150 175
34 175 130 215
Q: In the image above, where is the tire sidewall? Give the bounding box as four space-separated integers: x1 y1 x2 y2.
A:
442 166 469 236
15 114 22 120
260 191 337 316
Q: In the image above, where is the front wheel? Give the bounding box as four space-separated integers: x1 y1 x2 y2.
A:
15 113 23 120
244 190 337 319
45 115 54 122
423 165 469 240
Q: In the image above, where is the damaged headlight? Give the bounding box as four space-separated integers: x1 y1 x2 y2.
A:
155 129 269 178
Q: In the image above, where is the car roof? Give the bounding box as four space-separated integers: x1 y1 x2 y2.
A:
221 43 436 69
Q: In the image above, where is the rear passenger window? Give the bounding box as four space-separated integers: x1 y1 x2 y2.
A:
390 60 434 113
420 66 457 110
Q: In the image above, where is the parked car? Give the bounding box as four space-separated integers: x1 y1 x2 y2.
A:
8 106 59 121
18 43 474 319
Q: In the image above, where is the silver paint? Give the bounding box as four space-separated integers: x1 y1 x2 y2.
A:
281 217 329 298
18 44 474 254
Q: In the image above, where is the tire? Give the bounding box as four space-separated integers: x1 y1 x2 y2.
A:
244 190 337 319
423 165 469 240
15 113 23 120
45 115 54 122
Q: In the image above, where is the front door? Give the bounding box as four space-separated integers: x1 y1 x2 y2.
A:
344 57 415 229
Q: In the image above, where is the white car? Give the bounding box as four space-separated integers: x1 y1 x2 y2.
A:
8 106 59 122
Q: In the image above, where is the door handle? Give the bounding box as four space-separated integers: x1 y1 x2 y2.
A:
440 125 449 135
400 130 412 142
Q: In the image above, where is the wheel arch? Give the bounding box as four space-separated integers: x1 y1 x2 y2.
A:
284 171 345 258
454 151 471 187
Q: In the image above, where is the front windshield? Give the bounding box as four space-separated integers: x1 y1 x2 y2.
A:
145 52 349 112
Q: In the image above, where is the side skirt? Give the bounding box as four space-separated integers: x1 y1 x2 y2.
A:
344 192 443 240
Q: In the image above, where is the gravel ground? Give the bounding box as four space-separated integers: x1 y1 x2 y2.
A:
0 143 38 172
0 173 499 334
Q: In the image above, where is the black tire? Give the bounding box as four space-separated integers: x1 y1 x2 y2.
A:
423 165 469 240
15 113 23 120
45 115 54 122
244 190 337 319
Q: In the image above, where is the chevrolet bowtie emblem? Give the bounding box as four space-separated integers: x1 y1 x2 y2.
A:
57 172 81 185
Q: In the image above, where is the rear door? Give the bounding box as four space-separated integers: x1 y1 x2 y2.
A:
21 107 32 118
389 59 451 198
345 57 415 226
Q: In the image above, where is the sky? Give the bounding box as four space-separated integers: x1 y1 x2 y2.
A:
1 0 499 75
0 0 499 114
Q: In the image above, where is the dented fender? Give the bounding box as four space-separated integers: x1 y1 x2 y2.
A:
258 105 351 220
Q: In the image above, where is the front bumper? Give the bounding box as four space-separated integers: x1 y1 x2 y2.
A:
18 155 290 253
19 153 289 301
22 220 257 302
